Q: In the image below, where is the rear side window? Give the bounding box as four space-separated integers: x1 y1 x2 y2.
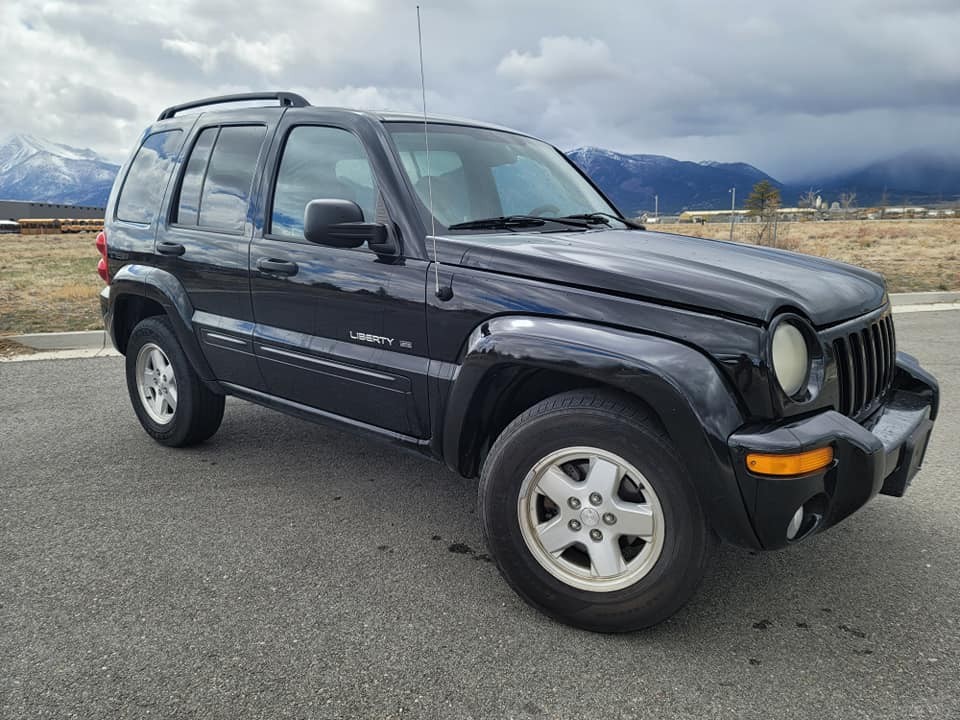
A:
174 127 217 226
174 125 266 233
116 130 182 224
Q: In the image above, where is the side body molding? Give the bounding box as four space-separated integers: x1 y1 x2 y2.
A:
103 264 219 387
440 315 759 548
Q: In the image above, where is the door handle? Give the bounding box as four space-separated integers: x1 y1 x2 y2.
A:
256 258 299 276
157 241 186 256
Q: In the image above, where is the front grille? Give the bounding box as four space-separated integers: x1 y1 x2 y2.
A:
832 313 896 418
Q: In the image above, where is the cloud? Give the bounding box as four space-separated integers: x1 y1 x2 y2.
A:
0 0 957 178
52 82 139 120
161 34 296 75
497 37 622 90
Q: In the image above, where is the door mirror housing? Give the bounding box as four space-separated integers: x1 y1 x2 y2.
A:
303 199 394 254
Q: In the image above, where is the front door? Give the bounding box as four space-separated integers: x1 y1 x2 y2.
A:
248 120 430 438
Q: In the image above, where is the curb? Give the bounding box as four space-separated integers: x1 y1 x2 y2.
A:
0 346 120 363
6 291 960 353
12 330 107 351
889 291 960 307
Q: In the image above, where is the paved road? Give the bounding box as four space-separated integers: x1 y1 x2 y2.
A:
2 311 958 719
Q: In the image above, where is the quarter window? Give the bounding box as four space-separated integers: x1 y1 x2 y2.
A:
271 126 378 239
116 130 182 224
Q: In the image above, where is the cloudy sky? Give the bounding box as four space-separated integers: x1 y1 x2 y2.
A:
1 0 958 179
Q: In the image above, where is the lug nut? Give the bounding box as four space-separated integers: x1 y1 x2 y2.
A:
568 520 582 531
589 529 603 542
602 513 616 525
568 497 581 510
589 492 602 506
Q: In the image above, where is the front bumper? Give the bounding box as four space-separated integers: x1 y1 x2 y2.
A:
728 352 939 549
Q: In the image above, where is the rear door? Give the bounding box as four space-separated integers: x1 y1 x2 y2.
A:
248 114 431 438
155 110 279 390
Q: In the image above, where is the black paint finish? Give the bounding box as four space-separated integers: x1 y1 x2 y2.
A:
101 103 940 552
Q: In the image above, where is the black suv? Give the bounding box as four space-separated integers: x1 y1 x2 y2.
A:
99 92 939 632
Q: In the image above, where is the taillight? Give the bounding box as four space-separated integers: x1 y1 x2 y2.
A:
95 230 110 283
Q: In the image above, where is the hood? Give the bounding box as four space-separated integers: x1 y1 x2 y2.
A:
439 229 887 327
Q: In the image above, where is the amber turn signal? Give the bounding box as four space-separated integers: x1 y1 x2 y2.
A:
746 447 834 476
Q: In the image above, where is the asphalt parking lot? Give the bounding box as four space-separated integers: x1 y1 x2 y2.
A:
1 310 958 719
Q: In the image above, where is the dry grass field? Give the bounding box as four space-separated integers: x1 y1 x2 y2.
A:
0 220 957 337
0 232 104 335
655 219 960 293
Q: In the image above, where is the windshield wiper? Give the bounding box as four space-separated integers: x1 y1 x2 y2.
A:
448 215 592 231
556 212 645 229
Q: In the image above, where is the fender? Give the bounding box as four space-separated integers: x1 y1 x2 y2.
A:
103 265 219 388
441 315 760 548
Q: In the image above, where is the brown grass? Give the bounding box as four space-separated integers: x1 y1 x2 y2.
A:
0 232 104 335
654 219 960 293
0 221 958 335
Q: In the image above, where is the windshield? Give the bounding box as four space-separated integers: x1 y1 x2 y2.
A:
386 123 627 232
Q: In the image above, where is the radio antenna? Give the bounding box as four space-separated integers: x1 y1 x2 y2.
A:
416 5 446 299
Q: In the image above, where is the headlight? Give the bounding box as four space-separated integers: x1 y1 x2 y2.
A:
771 321 809 396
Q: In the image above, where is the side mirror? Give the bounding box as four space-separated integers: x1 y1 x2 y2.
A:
303 199 394 254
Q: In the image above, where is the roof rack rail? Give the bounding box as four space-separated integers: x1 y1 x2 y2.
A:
157 92 310 121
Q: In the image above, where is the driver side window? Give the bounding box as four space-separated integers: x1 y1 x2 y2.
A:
271 126 378 239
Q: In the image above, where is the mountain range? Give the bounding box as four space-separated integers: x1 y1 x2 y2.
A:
0 135 119 207
569 147 960 215
1 133 957 217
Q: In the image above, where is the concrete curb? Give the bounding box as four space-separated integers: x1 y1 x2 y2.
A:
0 346 120 363
12 330 107 351
4 291 960 356
889 291 960 307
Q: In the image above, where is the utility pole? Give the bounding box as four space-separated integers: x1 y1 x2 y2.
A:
729 187 736 241
654 194 659 220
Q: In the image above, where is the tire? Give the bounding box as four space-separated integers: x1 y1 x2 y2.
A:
125 316 225 447
479 389 710 632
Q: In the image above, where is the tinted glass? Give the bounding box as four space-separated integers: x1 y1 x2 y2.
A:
396 150 469 226
492 156 589 217
175 127 217 225
198 125 266 233
116 130 182 224
387 124 621 232
271 126 378 239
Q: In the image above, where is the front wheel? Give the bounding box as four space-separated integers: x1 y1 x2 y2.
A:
479 390 710 632
125 316 225 447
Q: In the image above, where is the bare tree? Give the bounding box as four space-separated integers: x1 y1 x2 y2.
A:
879 187 889 217
746 180 782 245
839 192 857 216
798 188 820 209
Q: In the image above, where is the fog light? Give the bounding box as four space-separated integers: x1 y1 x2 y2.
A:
786 506 804 541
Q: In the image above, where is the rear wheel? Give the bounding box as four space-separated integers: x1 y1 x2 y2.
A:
479 390 710 632
125 316 224 447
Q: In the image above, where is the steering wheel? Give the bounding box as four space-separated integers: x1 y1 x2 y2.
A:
528 204 561 217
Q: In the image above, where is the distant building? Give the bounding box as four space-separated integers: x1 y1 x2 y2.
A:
678 208 816 223
678 209 751 222
0 199 105 221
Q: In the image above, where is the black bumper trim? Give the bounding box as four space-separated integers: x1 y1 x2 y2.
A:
727 353 938 550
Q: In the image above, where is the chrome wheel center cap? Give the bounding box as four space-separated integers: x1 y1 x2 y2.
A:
579 507 600 527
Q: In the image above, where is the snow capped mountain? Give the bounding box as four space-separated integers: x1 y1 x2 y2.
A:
567 146 780 215
0 134 119 207
2 133 955 216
